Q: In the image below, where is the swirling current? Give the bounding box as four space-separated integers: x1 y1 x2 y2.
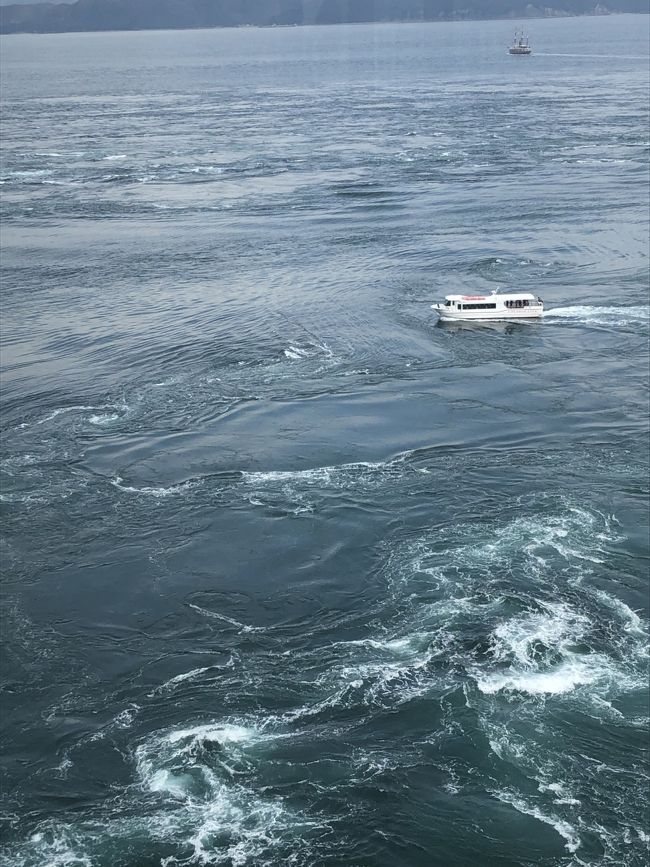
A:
0 15 649 867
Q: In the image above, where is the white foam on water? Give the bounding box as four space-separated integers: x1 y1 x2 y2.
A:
188 164 224 174
243 466 333 485
33 403 128 427
135 721 264 804
485 712 649 861
494 791 581 853
111 477 198 498
163 723 257 748
283 655 434 721
150 666 212 695
102 154 127 160
187 603 263 633
36 406 97 424
385 502 620 605
283 345 310 360
88 412 120 425
55 755 74 779
147 769 195 799
281 339 334 363
12 776 301 867
489 602 588 667
188 795 288 867
349 750 399 782
474 601 629 697
281 687 351 723
370 500 650 865
336 650 432 685
128 718 319 865
343 634 427 655
380 502 647 706
7 169 54 178
487 507 615 566
43 179 80 187
543 305 650 327
113 707 139 730
343 367 370 376
289 638 435 717
20 824 93 867
588 695 624 719
487 731 528 763
538 782 581 806
0 452 40 469
590 590 648 639
241 454 408 489
291 501 314 516
575 158 628 165
477 660 599 696
0 491 48 505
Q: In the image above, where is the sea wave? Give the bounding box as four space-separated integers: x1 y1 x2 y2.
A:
493 791 580 853
110 477 200 498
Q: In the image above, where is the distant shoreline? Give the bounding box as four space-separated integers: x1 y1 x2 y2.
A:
1 8 647 37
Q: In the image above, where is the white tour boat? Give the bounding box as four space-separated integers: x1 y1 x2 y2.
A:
432 289 544 322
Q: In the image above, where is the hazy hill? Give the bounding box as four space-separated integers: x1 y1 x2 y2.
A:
0 0 71 5
1 0 648 34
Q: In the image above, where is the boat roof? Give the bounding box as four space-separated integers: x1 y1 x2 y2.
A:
444 292 537 301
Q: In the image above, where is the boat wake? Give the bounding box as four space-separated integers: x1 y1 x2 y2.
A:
536 52 649 60
543 305 650 327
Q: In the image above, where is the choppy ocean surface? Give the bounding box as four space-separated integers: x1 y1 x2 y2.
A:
1 14 649 867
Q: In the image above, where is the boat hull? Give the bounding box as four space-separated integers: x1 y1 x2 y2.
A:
432 304 543 322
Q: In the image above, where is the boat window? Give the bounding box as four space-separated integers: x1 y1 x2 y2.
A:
445 300 451 306
461 303 497 310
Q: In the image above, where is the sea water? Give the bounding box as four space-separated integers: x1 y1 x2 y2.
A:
1 15 649 867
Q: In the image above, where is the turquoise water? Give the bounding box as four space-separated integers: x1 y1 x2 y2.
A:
1 15 649 867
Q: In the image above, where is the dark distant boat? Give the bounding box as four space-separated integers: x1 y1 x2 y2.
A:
509 31 532 55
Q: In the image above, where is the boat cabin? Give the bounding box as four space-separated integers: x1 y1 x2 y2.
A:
442 292 538 311
432 290 544 321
